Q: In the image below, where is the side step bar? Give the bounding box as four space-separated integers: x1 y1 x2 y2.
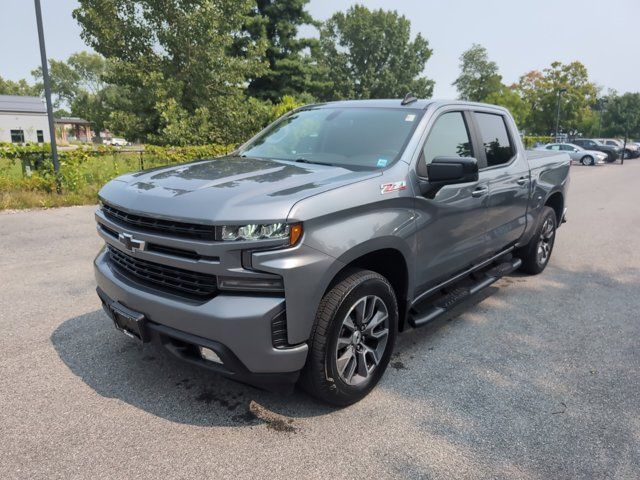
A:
408 257 522 328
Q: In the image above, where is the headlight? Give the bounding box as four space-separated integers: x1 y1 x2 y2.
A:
221 222 302 245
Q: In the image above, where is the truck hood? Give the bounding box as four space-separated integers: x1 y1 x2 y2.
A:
98 156 379 223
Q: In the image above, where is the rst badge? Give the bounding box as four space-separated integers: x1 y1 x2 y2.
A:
380 181 407 195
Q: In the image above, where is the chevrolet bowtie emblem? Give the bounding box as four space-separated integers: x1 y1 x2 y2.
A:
118 232 146 252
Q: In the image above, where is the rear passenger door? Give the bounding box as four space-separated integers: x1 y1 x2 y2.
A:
471 111 529 253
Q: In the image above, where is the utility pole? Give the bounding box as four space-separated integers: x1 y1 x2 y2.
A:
34 0 60 192
555 88 567 142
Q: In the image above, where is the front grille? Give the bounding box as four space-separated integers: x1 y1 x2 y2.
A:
102 203 217 241
107 246 217 298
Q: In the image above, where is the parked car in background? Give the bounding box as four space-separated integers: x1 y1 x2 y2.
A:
109 137 130 147
536 143 606 166
571 138 620 162
596 138 640 159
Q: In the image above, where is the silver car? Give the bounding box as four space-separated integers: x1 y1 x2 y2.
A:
537 143 606 166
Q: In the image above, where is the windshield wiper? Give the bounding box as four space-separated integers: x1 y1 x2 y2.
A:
293 158 334 167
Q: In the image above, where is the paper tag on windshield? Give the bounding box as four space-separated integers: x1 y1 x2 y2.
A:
405 114 416 122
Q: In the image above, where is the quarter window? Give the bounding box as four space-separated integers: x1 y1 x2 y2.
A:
475 113 514 167
420 112 473 173
10 130 25 143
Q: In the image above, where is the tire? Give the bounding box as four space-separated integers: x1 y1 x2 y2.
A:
300 269 398 406
516 206 557 275
605 152 617 163
581 155 594 166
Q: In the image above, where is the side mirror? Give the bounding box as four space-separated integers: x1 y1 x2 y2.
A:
427 156 478 184
419 156 479 196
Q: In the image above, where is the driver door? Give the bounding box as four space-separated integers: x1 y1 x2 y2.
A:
413 110 490 293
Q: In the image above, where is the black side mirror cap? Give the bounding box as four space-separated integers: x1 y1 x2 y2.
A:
427 156 479 184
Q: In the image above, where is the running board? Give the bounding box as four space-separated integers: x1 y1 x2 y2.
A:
408 257 522 328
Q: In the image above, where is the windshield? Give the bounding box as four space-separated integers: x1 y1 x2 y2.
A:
238 107 424 170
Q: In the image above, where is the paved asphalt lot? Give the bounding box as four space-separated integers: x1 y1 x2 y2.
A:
1 160 639 479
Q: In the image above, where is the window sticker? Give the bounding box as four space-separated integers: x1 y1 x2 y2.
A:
377 158 388 167
405 114 416 122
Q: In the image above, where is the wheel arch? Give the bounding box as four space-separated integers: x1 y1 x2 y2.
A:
545 191 564 225
328 241 413 332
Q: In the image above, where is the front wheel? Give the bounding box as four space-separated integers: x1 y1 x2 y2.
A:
581 155 594 166
300 269 398 406
516 206 557 275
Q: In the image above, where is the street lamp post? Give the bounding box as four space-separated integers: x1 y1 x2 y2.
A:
34 0 60 191
596 97 607 138
555 88 567 142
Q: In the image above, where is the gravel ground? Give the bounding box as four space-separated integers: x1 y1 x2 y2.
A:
1 161 639 479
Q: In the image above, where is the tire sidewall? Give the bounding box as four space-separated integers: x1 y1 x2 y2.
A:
535 209 557 270
324 276 398 401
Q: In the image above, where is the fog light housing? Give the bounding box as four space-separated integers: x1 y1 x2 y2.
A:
217 276 284 292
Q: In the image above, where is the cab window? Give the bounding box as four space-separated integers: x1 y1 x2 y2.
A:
475 112 515 167
418 111 473 176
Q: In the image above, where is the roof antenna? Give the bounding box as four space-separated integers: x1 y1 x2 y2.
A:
401 92 418 105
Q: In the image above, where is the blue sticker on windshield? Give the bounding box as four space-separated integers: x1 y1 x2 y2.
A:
377 158 388 168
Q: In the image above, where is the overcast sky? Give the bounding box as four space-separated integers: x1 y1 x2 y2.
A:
1 0 639 98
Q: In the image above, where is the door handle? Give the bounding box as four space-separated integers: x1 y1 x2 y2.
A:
471 186 489 197
516 177 529 186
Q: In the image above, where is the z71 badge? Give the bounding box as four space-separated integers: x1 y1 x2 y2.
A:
380 181 407 194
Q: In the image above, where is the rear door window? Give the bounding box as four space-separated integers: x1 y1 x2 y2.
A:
474 113 515 167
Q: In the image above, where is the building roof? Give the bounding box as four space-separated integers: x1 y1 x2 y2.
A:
55 117 92 125
0 95 46 114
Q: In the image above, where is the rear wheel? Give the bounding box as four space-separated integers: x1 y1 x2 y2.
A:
516 206 557 275
581 155 594 166
300 269 397 406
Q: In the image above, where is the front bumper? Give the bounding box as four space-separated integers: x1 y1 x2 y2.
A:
94 249 308 381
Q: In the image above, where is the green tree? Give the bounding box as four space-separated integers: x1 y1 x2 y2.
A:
602 92 640 138
238 0 319 102
73 0 267 144
485 85 528 129
516 61 597 135
0 76 40 96
32 52 111 132
315 5 434 100
32 59 79 111
453 44 502 102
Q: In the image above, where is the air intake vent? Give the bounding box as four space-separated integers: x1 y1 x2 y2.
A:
271 311 289 349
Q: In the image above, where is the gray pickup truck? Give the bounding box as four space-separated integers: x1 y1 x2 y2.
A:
94 99 570 405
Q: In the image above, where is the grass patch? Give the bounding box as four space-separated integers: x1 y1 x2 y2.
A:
0 144 233 210
0 186 99 210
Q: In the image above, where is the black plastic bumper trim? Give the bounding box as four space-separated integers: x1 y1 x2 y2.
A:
96 287 300 392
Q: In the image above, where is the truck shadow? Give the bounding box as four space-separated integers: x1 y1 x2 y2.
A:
49 286 498 430
50 309 336 429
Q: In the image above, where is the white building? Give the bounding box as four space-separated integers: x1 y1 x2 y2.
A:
0 95 50 144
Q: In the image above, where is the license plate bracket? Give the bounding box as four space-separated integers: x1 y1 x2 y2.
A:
104 299 150 343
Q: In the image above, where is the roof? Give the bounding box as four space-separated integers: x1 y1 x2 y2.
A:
55 117 92 125
0 95 46 114
302 98 509 113
311 98 435 109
